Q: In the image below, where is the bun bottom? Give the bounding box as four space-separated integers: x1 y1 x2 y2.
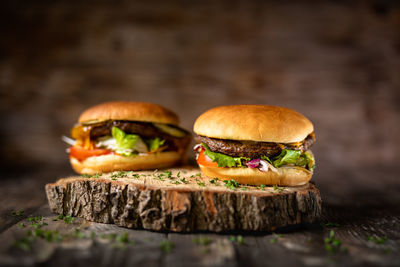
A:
71 152 182 174
199 164 312 186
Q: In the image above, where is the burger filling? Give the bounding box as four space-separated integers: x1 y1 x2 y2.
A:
194 133 316 172
65 120 191 161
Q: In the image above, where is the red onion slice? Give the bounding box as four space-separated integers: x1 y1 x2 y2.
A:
246 158 260 168
193 144 203 152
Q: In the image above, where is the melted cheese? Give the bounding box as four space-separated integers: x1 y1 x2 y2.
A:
71 125 94 149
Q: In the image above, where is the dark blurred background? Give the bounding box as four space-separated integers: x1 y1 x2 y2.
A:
0 0 399 208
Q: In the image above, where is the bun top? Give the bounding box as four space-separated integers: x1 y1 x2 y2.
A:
194 105 314 143
78 101 179 125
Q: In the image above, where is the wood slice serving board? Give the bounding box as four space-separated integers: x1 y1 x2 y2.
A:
45 166 321 232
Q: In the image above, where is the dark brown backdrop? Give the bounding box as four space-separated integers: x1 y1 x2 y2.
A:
1 0 400 208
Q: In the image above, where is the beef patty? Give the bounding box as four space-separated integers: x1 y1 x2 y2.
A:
89 120 191 153
196 133 315 158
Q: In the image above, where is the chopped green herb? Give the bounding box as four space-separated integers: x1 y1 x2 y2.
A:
163 171 172 178
132 173 139 178
64 215 75 224
196 179 205 187
92 173 103 178
27 216 46 228
73 228 85 239
224 180 240 190
13 236 34 251
116 232 129 244
259 184 266 190
12 210 24 216
272 185 284 193
229 235 245 245
28 216 43 223
367 236 387 244
44 230 62 242
53 214 64 221
111 170 128 180
209 178 220 185
193 237 212 246
180 178 188 184
177 171 181 178
53 214 74 224
241 187 248 191
160 240 175 253
81 174 92 178
269 233 282 244
324 230 345 253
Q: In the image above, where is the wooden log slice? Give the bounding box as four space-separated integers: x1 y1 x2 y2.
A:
45 167 321 232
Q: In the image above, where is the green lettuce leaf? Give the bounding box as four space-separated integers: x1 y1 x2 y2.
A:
201 143 248 167
146 137 166 152
302 151 316 170
260 155 274 165
272 149 302 167
112 127 146 156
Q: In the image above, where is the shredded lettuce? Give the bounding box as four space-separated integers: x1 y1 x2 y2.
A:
200 143 315 171
111 127 147 156
272 149 302 167
201 143 249 167
266 149 315 170
302 151 316 170
146 137 166 152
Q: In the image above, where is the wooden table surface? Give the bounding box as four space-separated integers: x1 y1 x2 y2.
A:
1 0 400 266
0 164 399 267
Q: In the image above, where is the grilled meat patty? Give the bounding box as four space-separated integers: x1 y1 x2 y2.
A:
89 120 191 153
196 133 315 158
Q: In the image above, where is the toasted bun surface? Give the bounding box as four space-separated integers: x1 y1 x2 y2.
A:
199 164 312 186
194 105 313 143
71 152 182 174
78 101 179 125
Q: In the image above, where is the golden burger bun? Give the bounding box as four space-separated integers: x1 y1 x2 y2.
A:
199 164 312 186
79 101 179 125
194 105 313 143
71 152 182 175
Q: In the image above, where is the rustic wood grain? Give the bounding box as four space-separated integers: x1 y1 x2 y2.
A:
45 167 321 232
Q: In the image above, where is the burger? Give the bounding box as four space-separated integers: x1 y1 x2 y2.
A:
193 105 316 186
63 101 191 174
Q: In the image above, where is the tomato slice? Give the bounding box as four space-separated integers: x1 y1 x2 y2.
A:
70 146 113 161
196 150 218 167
